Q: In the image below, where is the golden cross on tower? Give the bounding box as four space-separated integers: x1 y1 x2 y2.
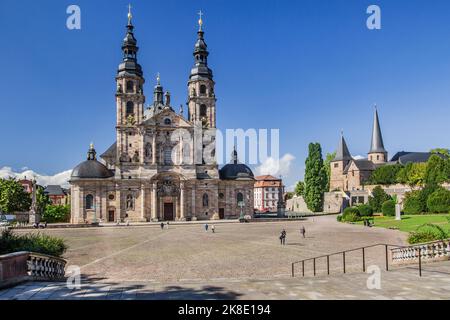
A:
127 4 133 24
198 10 204 31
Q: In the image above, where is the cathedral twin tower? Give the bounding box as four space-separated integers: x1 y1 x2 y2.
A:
70 11 255 224
115 11 216 132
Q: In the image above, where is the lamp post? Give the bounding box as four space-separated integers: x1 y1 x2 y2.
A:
238 201 245 221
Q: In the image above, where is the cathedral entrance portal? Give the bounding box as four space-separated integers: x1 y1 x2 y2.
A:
163 203 174 221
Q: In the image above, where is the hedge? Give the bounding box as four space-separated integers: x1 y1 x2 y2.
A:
357 204 373 217
382 200 396 216
427 188 450 213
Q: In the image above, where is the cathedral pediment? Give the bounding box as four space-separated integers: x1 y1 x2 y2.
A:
143 108 193 128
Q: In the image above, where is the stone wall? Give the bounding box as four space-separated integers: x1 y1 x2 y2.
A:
286 196 313 213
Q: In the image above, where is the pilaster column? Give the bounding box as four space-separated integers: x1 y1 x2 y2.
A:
180 182 185 220
191 187 196 219
152 134 157 165
151 182 157 221
141 183 146 221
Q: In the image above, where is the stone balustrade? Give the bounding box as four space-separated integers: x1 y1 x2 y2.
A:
27 253 67 281
391 239 450 265
0 252 66 289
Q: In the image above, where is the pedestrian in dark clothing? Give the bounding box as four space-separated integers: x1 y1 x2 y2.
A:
160 222 164 230
205 224 209 232
300 225 306 238
280 229 287 245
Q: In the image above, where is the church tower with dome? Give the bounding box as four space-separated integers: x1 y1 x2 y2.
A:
69 10 254 224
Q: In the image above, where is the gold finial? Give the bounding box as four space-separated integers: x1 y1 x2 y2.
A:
198 10 204 31
90 142 94 150
156 72 161 85
127 4 133 24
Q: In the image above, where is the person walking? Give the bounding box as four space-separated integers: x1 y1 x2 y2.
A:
204 223 209 232
280 229 287 245
160 222 164 230
300 225 306 238
211 225 215 233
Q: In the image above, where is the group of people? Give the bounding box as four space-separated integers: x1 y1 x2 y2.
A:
279 225 306 245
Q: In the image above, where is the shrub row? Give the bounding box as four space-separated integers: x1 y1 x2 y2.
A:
0 229 67 257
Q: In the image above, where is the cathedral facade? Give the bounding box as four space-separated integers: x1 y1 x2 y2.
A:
69 13 255 223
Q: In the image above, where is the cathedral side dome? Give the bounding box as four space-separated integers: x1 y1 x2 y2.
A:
219 149 255 180
71 144 114 180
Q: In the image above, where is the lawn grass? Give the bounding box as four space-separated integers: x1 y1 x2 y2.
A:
355 214 450 233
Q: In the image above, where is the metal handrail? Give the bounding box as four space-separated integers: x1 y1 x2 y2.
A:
291 243 409 278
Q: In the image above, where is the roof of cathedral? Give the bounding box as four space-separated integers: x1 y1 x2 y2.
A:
369 108 387 154
100 142 117 160
71 145 114 180
219 149 255 181
44 185 66 196
333 134 353 162
343 159 377 173
390 151 445 164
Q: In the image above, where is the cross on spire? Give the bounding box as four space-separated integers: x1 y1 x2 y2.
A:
156 72 161 85
127 4 133 24
198 10 204 31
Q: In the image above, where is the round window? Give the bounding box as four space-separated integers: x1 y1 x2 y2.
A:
108 194 115 200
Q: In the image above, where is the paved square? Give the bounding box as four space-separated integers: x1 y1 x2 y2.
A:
15 216 407 283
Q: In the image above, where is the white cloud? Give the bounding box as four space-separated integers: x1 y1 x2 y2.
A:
0 167 72 188
255 153 295 178
353 155 366 160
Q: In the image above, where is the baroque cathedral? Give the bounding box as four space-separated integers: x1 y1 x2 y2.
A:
69 11 255 223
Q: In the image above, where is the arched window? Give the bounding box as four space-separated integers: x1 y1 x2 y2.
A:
237 192 244 203
126 194 134 210
200 85 207 95
126 101 134 116
85 194 94 210
126 81 134 93
200 104 207 117
203 193 209 207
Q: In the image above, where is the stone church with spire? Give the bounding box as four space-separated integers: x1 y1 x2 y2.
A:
325 108 440 213
69 11 255 223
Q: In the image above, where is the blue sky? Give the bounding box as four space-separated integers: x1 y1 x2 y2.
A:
1 0 450 188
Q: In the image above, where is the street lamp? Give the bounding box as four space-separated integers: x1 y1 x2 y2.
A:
238 201 245 221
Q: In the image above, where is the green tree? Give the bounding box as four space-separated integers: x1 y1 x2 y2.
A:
36 186 51 215
368 186 391 213
294 181 305 197
0 178 31 213
368 164 403 185
285 192 294 200
397 162 427 186
42 205 71 223
324 152 336 190
427 188 450 213
430 148 450 158
304 143 328 212
424 155 449 185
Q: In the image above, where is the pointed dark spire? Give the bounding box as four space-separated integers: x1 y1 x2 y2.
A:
333 132 352 162
369 106 386 154
190 12 213 80
117 6 143 77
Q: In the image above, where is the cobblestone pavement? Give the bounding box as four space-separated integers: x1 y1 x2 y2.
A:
13 215 407 283
1 261 450 300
